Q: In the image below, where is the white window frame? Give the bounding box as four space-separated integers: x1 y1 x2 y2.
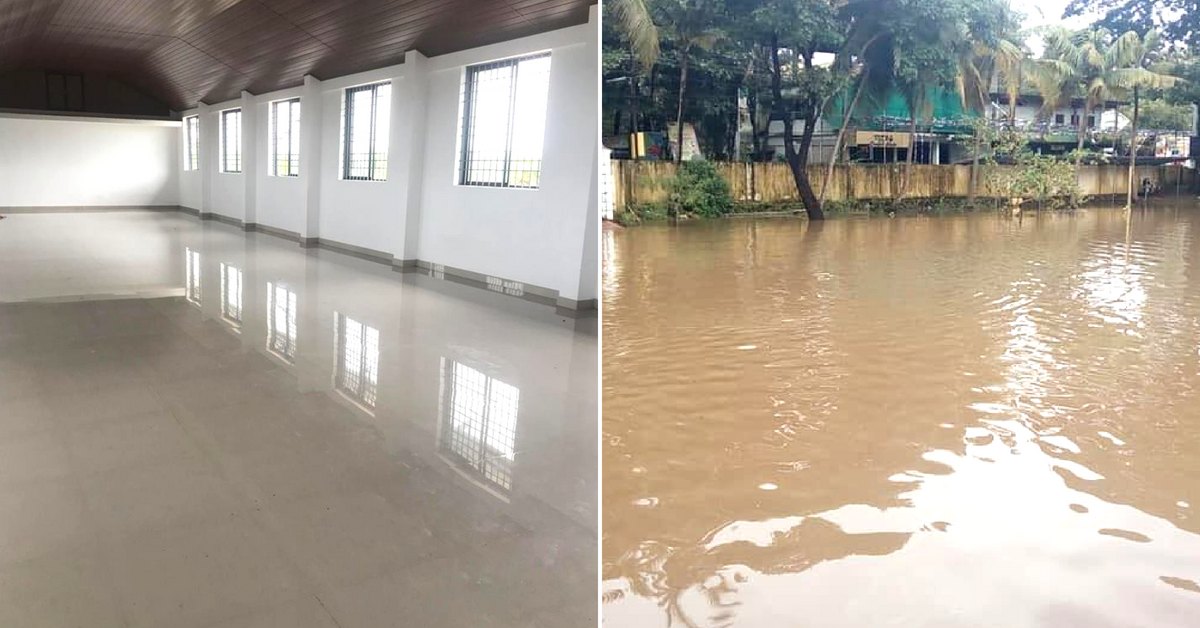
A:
270 97 301 177
184 115 199 171
339 81 391 182
219 108 242 174
456 51 552 189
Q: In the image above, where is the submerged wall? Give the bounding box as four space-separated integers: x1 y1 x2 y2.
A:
177 7 598 308
610 160 1187 209
0 114 179 208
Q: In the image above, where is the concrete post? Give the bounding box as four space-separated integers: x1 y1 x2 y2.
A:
241 90 257 228
198 102 213 215
300 75 324 246
393 50 430 267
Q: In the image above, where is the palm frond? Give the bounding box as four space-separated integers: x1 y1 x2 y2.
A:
690 28 724 51
611 0 660 70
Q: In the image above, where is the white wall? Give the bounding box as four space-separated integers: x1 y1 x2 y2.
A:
253 86 306 234
210 101 246 222
0 114 179 207
417 20 597 302
176 7 598 305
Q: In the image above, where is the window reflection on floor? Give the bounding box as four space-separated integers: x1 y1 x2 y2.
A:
438 359 520 495
220 263 243 329
266 282 298 362
334 312 379 411
185 248 202 305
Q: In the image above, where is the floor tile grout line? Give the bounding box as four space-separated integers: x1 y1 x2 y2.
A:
313 593 346 628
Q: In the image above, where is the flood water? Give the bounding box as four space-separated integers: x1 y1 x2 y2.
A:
602 205 1200 627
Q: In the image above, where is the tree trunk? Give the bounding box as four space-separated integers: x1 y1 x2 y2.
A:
1073 100 1091 205
820 68 868 206
674 50 689 165
901 97 919 199
970 135 980 203
771 37 823 220
1125 87 1140 210
630 76 640 160
1008 66 1020 129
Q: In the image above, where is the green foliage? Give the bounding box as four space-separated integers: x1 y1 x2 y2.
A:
668 160 734 216
615 202 670 224
1121 97 1193 130
1063 0 1194 47
967 120 1081 207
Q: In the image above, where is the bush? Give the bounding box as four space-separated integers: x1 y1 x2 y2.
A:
668 161 733 217
614 202 669 225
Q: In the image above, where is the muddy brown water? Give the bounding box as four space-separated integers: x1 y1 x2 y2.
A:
602 206 1200 627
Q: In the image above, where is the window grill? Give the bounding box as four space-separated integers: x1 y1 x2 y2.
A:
267 282 298 362
219 263 242 327
220 108 242 173
184 115 199 171
458 52 551 189
271 98 300 177
439 360 519 492
335 313 379 409
341 81 391 181
184 248 201 304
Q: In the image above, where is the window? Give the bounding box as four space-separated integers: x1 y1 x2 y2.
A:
341 82 391 181
271 98 300 177
1070 114 1080 127
267 282 298 362
220 108 242 173
184 115 199 171
219 263 243 329
46 72 84 111
439 359 520 493
185 248 201 305
1087 115 1096 128
334 313 380 411
1054 113 1064 125
457 52 551 189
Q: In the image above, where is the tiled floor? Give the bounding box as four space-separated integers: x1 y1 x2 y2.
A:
0 211 597 628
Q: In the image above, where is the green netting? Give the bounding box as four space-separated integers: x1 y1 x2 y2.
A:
826 85 980 133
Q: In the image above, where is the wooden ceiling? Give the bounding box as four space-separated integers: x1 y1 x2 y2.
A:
0 0 593 110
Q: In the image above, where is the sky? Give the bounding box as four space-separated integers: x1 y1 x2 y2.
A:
1011 0 1095 55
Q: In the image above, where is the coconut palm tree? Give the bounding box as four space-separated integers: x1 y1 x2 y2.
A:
609 0 660 157
611 0 661 70
1107 29 1181 209
1032 27 1123 197
956 22 1027 201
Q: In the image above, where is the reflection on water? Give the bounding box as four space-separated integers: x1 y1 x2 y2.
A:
603 207 1200 626
334 312 380 412
438 358 521 496
266 282 298 362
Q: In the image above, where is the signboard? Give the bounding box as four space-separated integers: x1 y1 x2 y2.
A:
855 131 911 148
631 132 669 160
1155 132 1190 158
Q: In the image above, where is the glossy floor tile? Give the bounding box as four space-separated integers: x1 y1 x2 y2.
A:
0 211 597 628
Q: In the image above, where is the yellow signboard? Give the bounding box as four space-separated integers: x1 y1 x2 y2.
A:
855 131 911 148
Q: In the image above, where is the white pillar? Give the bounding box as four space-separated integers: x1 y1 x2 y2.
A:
198 102 213 215
241 90 258 227
393 50 429 266
300 75 323 245
556 4 599 309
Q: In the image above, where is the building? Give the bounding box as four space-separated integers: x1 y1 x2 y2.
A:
750 86 976 165
0 2 598 627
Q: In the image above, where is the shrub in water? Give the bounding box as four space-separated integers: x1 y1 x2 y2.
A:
668 161 733 217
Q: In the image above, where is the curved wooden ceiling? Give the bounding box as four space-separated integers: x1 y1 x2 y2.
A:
0 0 593 110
